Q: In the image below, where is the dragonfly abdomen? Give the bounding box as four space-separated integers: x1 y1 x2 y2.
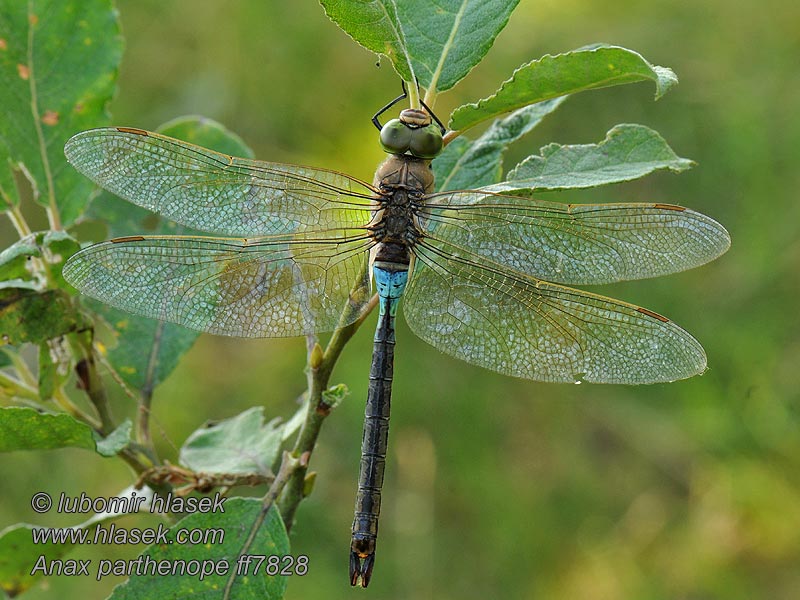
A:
350 264 407 587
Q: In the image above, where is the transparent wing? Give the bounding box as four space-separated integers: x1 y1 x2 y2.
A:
65 128 376 236
63 231 372 338
404 240 707 384
417 191 730 285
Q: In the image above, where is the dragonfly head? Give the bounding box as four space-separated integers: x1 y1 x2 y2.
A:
379 108 443 159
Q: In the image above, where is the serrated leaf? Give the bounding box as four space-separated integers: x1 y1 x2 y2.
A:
180 407 294 476
483 123 693 194
82 117 254 392
0 406 129 456
449 45 678 132
321 0 518 93
109 498 290 600
434 97 566 192
0 287 86 345
0 487 152 596
0 0 122 224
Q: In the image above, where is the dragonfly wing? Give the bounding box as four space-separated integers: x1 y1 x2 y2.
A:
418 191 730 284
63 232 372 338
404 242 706 384
65 128 376 236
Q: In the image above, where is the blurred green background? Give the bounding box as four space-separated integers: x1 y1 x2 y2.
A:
2 0 799 598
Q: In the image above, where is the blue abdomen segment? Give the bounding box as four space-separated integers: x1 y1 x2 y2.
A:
372 265 408 316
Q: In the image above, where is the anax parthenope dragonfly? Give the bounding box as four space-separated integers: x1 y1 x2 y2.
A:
62 93 730 587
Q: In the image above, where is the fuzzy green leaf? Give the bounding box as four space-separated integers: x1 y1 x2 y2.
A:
0 406 129 456
434 97 566 192
83 117 253 392
320 0 518 92
109 498 290 600
180 407 301 476
449 45 678 132
484 124 694 194
0 0 122 223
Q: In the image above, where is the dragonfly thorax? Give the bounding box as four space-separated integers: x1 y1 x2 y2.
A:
369 154 432 265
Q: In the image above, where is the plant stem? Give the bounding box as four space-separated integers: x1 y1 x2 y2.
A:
442 129 460 147
6 205 33 237
136 320 164 456
7 350 36 388
407 80 421 110
53 387 102 429
70 335 116 436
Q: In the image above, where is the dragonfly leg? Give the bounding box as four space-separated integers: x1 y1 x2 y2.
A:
372 80 409 131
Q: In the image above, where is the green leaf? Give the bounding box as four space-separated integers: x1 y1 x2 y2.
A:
433 97 566 192
180 407 299 476
0 347 11 368
109 498 290 600
320 0 414 82
0 231 80 290
0 287 86 345
0 523 73 596
449 45 678 132
0 406 129 456
94 419 132 456
0 0 122 224
83 116 254 392
321 0 519 93
320 383 349 410
485 124 694 194
0 487 153 596
395 0 519 93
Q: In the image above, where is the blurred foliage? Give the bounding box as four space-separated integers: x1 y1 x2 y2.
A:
1 0 798 599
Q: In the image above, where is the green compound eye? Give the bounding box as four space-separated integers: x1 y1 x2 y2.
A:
379 119 412 155
409 123 443 159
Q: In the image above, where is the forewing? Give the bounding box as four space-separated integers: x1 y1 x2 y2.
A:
418 191 730 285
64 128 375 236
404 242 707 384
63 232 372 338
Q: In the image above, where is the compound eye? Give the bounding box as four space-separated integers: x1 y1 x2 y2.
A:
379 119 412 155
409 123 443 159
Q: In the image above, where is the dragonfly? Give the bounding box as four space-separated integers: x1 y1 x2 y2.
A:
62 91 730 587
